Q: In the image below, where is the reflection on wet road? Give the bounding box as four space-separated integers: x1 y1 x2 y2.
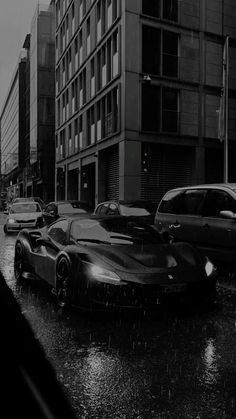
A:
1 219 236 418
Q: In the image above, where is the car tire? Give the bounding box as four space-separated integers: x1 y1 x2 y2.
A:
3 224 8 235
14 242 25 281
56 257 72 308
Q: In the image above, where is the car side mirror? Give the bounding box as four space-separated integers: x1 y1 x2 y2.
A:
219 210 236 219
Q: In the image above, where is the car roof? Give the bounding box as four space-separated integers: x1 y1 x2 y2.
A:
47 200 90 205
96 199 156 205
164 183 236 193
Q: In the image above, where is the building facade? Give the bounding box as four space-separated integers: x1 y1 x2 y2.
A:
0 52 27 202
55 0 236 207
27 2 56 202
0 2 56 205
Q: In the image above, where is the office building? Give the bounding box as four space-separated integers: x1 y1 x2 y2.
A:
55 0 236 207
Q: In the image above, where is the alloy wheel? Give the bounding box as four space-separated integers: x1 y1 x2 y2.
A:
56 257 71 308
14 242 24 280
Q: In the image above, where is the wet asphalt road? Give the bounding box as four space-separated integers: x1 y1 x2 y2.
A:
1 213 236 418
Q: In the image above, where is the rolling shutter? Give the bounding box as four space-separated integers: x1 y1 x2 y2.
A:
105 145 119 199
141 143 194 204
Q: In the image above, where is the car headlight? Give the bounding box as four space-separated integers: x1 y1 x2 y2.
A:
8 218 15 224
89 264 121 284
205 258 215 277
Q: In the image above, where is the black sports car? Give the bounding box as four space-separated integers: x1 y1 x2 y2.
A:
14 216 217 310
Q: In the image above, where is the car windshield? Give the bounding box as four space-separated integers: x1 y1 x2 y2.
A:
70 218 162 245
10 203 41 213
59 202 89 214
119 202 155 216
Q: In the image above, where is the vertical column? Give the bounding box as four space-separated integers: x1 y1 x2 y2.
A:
119 140 142 200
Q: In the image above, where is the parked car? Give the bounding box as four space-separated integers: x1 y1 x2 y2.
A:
94 200 157 224
12 196 46 210
155 183 236 267
14 215 217 310
43 200 93 225
3 202 44 234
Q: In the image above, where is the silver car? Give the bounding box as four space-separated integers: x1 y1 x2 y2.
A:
3 202 44 234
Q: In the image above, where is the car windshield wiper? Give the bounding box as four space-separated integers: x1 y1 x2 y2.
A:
76 238 111 244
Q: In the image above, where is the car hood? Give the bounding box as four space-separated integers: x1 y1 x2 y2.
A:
8 212 42 221
84 242 201 273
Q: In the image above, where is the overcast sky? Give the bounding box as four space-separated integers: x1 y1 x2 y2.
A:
0 0 51 112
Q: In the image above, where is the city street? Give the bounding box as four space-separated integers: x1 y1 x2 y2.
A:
1 213 236 418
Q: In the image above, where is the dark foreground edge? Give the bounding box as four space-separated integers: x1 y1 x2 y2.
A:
0 269 76 419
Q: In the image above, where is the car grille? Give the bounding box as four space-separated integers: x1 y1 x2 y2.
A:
16 219 36 223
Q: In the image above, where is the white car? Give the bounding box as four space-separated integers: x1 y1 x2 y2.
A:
3 202 44 234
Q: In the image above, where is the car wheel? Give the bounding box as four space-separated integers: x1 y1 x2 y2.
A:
3 224 8 234
14 242 25 281
56 257 72 308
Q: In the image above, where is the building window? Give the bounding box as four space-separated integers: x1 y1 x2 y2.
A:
162 87 178 132
97 50 101 90
72 82 75 114
66 89 69 119
74 37 78 71
74 119 78 151
60 130 65 158
56 68 60 95
142 26 178 78
91 58 95 98
71 2 75 36
62 58 65 86
112 30 119 77
66 14 69 45
62 93 66 122
97 0 102 42
107 38 112 82
79 30 83 64
113 0 118 21
56 35 58 61
107 0 112 28
88 107 95 145
97 101 101 141
163 31 178 78
142 0 160 18
57 99 61 126
62 23 65 50
79 73 83 107
68 124 72 155
79 115 83 148
142 25 160 75
163 0 178 22
87 18 91 56
79 0 85 22
142 84 178 132
102 46 106 87
142 84 160 131
68 48 72 79
142 0 178 22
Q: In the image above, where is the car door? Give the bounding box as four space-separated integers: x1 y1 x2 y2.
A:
35 219 69 286
156 188 207 245
199 189 236 262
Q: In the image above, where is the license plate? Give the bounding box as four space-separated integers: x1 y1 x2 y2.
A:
160 283 186 294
